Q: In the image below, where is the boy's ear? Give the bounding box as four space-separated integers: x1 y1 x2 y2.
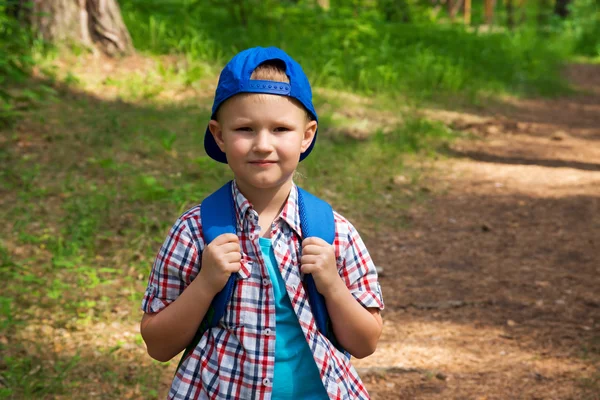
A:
208 120 226 152
301 120 318 152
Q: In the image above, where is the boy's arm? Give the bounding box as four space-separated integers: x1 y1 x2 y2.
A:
141 277 219 362
326 291 383 358
302 237 383 358
141 230 241 362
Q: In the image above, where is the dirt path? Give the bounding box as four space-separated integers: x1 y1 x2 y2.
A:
356 64 600 399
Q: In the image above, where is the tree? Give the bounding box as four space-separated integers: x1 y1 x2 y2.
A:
554 0 571 18
506 0 515 29
484 0 496 25
7 0 133 57
447 0 464 21
378 0 412 22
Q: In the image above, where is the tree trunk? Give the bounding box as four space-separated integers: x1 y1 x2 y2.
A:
484 0 496 25
464 0 471 24
11 0 133 57
449 0 464 21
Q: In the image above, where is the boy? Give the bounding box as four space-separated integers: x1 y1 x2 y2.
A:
140 46 384 400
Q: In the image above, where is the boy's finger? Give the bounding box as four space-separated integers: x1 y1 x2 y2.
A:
302 237 326 247
217 242 241 254
212 233 239 245
224 252 241 263
301 263 317 275
302 244 325 256
226 261 241 272
301 255 318 266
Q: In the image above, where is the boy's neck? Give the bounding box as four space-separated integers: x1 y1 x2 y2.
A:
235 179 293 217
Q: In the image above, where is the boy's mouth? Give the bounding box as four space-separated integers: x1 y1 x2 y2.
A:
249 160 277 167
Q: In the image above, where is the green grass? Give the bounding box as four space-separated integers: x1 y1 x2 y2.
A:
120 0 572 101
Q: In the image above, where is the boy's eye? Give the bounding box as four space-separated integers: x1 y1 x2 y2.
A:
234 127 252 132
274 127 291 132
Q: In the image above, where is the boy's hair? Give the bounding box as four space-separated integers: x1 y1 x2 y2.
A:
250 60 289 83
247 60 312 121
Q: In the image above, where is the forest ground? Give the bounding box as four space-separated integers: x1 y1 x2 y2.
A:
2 60 598 400
357 63 600 399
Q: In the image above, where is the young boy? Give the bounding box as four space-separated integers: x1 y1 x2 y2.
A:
140 46 384 400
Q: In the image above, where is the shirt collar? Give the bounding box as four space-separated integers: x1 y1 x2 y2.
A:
231 180 303 238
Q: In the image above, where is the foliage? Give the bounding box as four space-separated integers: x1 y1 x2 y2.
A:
0 1 57 128
0 3 35 127
120 0 570 101
565 0 600 57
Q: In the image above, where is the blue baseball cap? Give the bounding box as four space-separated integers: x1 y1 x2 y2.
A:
204 46 318 163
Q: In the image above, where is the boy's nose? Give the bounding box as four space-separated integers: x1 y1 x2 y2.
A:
252 129 273 152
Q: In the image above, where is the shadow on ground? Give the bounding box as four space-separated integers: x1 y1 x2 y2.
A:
442 148 600 171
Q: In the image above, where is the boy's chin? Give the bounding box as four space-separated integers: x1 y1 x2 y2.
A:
238 176 294 191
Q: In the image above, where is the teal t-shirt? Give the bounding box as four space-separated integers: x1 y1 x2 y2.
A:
259 237 329 400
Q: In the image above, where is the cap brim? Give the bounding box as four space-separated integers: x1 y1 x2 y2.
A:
204 126 228 163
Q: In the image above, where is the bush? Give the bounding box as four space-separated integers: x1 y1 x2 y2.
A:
566 0 600 57
120 0 569 100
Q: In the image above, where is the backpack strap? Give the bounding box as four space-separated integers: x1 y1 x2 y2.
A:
297 188 347 356
296 188 334 336
200 181 238 328
177 181 237 372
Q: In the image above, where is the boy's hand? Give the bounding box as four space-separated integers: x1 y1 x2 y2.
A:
198 233 241 296
301 237 342 297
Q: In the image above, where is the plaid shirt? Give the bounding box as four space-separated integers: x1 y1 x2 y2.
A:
142 181 384 400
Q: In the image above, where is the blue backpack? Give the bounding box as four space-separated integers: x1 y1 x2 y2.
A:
178 181 346 371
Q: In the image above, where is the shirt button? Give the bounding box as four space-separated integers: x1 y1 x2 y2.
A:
249 234 256 240
263 378 271 386
262 278 269 286
264 328 272 336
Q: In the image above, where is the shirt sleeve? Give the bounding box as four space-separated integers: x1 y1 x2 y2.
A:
334 212 384 311
141 212 203 314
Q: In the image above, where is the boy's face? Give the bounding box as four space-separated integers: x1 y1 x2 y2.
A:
208 93 317 193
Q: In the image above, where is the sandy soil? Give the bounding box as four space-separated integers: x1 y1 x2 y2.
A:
355 64 600 399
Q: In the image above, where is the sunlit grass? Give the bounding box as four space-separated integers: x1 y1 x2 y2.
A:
120 0 572 101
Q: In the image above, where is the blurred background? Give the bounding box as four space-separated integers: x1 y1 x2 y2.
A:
1 0 599 399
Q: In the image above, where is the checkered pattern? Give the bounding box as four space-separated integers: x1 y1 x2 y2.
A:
142 181 384 400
